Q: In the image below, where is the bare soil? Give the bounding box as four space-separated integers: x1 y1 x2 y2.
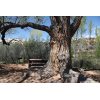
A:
0 64 61 83
0 64 100 83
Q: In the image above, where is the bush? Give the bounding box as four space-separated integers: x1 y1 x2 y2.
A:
0 39 50 64
72 59 95 69
95 35 100 58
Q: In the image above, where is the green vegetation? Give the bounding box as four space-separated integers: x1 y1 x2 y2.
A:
95 35 100 58
0 33 50 64
88 20 93 39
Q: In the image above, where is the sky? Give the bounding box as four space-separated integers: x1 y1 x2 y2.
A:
4 16 100 41
83 16 100 37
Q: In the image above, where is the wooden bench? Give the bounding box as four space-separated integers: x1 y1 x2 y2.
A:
28 59 48 69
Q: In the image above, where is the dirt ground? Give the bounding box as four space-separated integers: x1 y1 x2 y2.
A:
0 64 60 83
0 64 100 83
0 64 41 83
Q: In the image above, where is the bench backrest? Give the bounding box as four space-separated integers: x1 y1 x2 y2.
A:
28 59 47 68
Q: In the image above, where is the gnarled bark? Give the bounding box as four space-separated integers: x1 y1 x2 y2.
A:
42 24 72 81
41 17 82 82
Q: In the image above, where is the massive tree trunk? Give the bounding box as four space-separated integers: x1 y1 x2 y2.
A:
42 17 82 82
43 35 72 78
42 17 72 81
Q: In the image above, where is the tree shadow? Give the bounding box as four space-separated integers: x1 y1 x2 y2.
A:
0 65 27 76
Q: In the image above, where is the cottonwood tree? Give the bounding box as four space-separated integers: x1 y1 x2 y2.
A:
95 27 100 59
0 16 82 82
79 17 86 38
78 17 87 60
88 20 93 39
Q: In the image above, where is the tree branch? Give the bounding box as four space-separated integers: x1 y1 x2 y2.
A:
0 22 51 33
54 16 62 24
0 22 52 45
50 16 57 26
50 16 63 26
1 28 10 45
70 16 83 36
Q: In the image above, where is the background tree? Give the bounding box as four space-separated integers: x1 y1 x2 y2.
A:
95 26 100 36
78 17 86 51
76 17 87 61
95 33 100 58
79 17 87 38
95 26 98 36
95 26 100 58
88 20 93 39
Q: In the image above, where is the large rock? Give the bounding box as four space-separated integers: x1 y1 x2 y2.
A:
64 69 79 83
64 69 98 83
82 78 98 83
